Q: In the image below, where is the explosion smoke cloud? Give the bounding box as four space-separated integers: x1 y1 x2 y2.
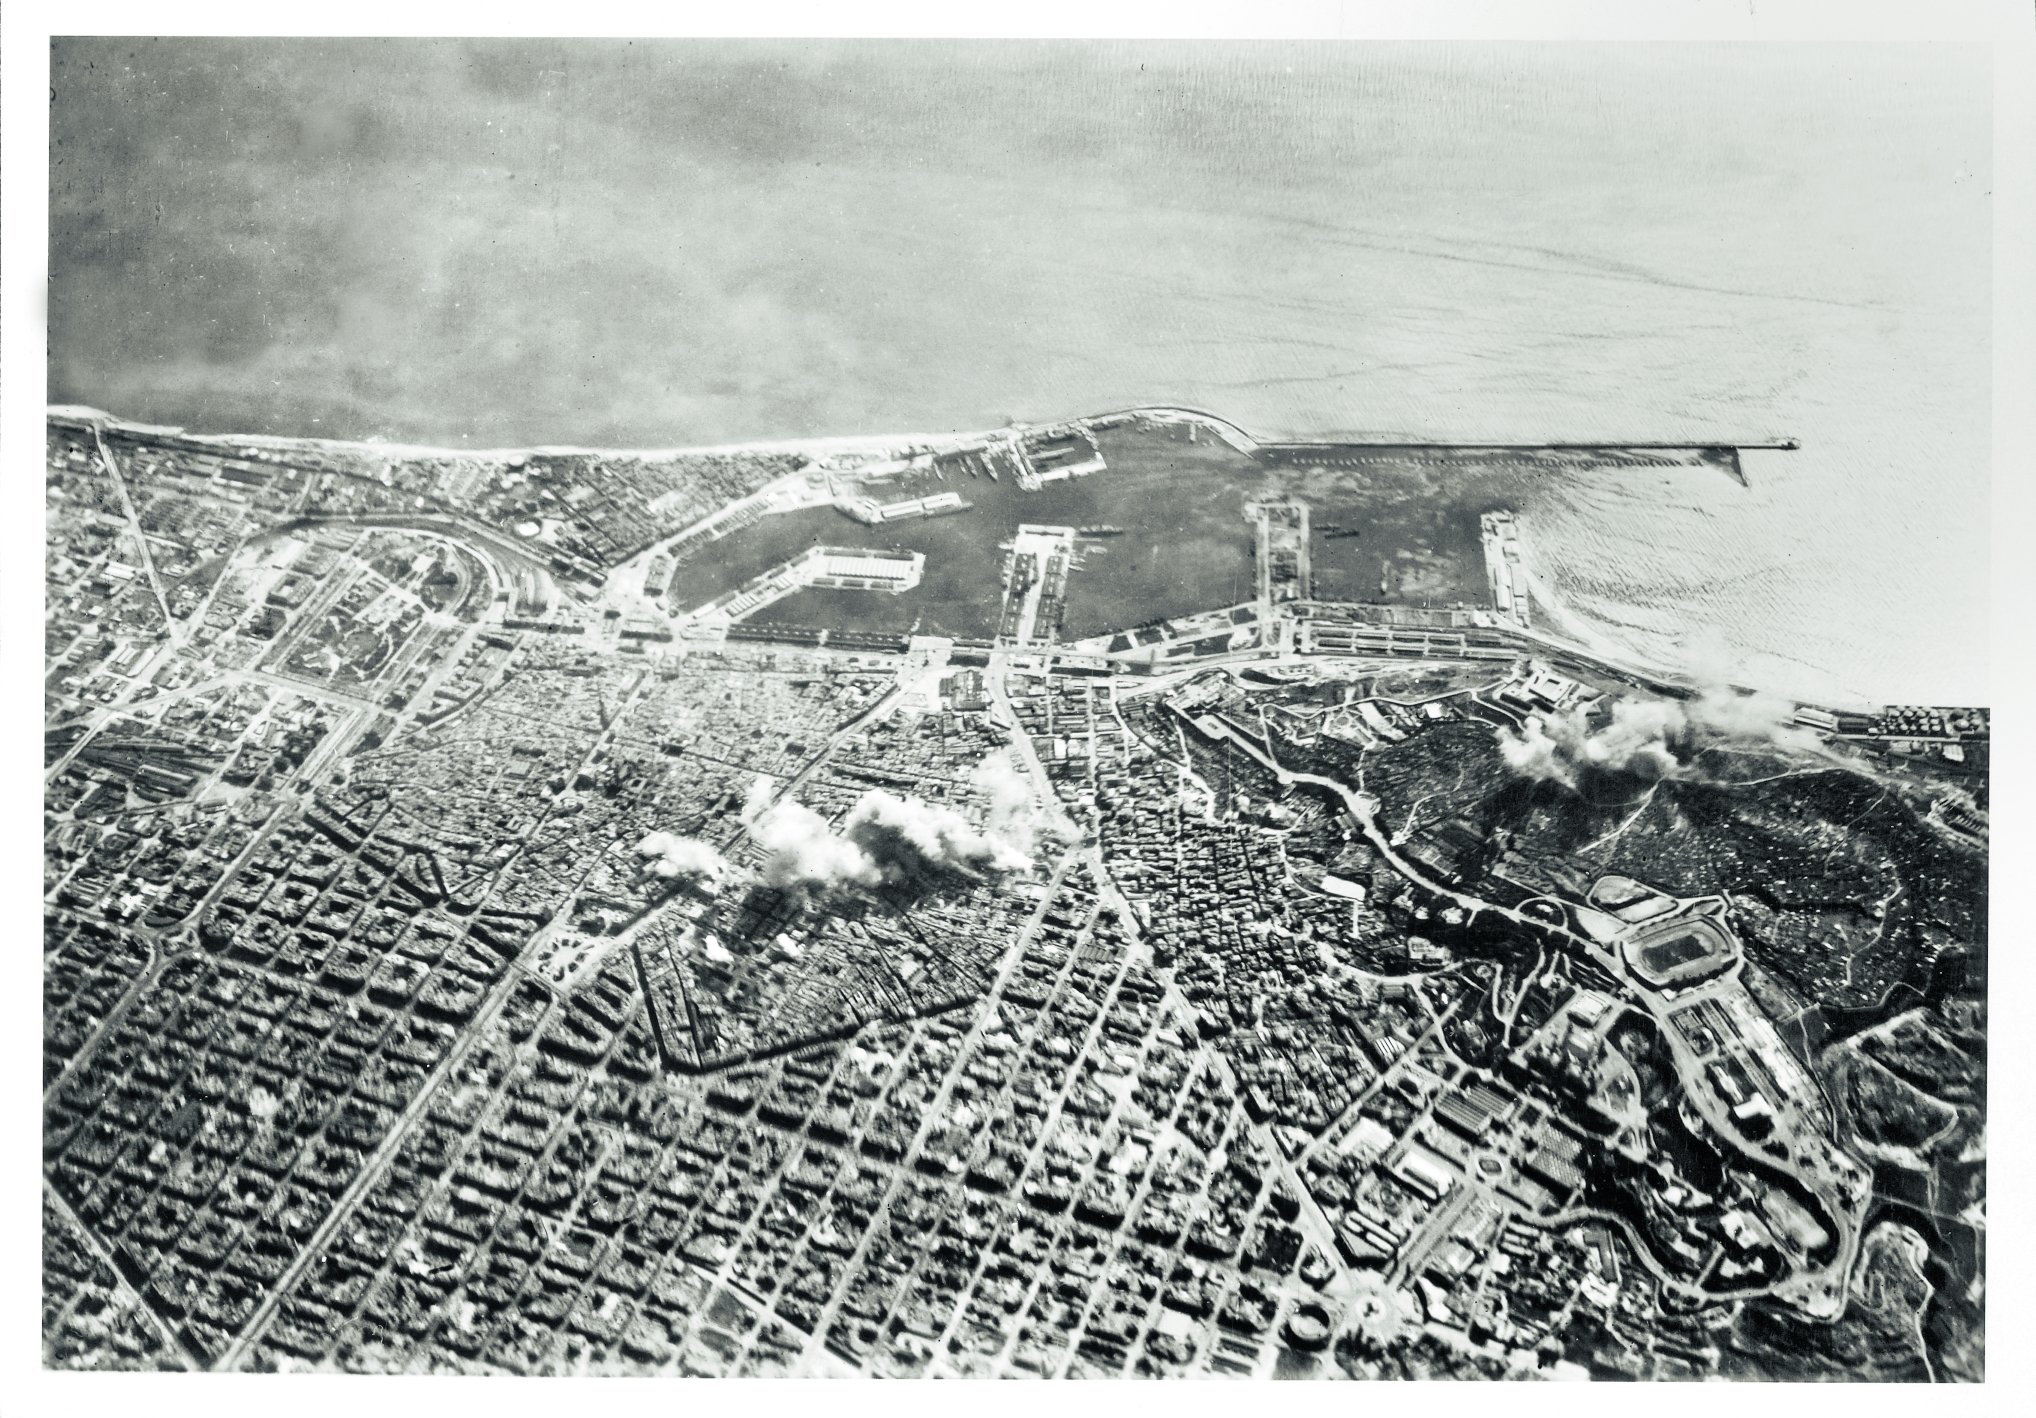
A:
737 752 1060 898
846 789 1033 880
750 796 884 892
636 831 729 884
971 748 1075 857
1497 677 1827 791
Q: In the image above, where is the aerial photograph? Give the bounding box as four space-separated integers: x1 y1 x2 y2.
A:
38 36 1989 1380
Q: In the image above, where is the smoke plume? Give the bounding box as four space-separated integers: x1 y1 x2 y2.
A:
972 748 1075 857
737 752 1059 898
1498 680 1827 791
748 794 885 892
636 831 729 884
847 789 1033 879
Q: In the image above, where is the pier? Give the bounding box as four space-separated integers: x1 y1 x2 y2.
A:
679 545 925 629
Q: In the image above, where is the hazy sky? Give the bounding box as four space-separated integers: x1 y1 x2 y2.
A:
46 39 1993 703
49 40 1988 447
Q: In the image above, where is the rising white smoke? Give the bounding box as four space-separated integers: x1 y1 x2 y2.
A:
971 748 1076 857
749 795 885 892
1673 634 1830 755
1498 679 1829 790
1499 697 1683 788
736 753 1056 898
636 831 730 884
1684 683 1826 752
848 788 1034 878
738 775 879 890
741 774 781 826
975 747 1036 826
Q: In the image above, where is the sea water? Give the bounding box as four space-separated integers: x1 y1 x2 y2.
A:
49 41 1991 707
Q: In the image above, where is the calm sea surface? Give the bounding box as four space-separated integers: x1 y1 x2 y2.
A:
50 41 1991 708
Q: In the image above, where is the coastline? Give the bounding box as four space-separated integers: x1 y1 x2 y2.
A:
48 402 1792 468
47 404 992 466
49 400 1837 708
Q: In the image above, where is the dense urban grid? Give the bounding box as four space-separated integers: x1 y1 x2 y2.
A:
44 406 1986 1379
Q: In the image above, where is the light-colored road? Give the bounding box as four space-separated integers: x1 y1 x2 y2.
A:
91 424 179 636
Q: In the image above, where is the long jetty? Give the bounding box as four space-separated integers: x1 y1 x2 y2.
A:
1074 404 1794 487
